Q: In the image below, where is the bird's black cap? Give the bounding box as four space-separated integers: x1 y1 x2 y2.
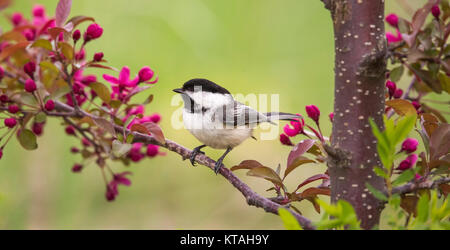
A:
180 78 230 94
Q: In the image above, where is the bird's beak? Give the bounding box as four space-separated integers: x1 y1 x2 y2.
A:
173 88 184 94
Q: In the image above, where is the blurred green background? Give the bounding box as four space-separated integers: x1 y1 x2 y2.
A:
0 0 432 229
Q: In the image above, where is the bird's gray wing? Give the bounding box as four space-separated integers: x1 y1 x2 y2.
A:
212 102 274 128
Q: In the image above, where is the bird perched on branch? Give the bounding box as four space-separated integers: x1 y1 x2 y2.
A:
173 78 301 174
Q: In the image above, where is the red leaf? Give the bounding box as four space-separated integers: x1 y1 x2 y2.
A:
246 166 284 187
287 139 315 168
130 123 150 135
56 0 72 27
142 122 165 144
230 160 264 171
66 15 95 28
295 174 330 192
300 187 331 198
0 42 30 62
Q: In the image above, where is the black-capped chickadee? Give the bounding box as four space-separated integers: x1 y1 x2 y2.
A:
173 78 301 174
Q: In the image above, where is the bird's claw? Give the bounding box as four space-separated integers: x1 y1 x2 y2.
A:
190 146 205 166
214 160 223 174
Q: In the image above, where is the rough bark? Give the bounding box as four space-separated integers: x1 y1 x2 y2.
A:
322 0 387 229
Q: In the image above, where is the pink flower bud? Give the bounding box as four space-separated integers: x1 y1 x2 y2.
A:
386 30 402 43
84 23 103 41
0 94 8 102
0 66 4 81
385 14 399 28
401 138 418 153
24 61 36 79
393 88 403 99
71 147 79 153
4 118 17 128
44 99 55 111
24 79 37 92
65 125 76 135
0 148 3 159
32 122 44 136
146 144 159 157
150 113 161 123
279 133 293 146
305 105 320 122
23 29 35 41
11 12 23 26
414 174 422 181
138 66 154 82
93 52 104 62
82 138 91 147
75 48 85 61
386 80 396 98
72 164 83 173
329 112 334 122
72 29 81 42
412 101 420 110
8 104 19 114
81 75 97 85
397 154 418 171
32 5 45 18
431 5 441 19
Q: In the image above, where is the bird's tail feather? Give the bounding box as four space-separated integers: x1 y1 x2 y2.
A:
264 112 302 122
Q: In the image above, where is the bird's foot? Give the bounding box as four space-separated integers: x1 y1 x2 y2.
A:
190 145 206 166
214 159 223 175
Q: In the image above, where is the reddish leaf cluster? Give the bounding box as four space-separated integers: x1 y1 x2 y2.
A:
0 1 165 201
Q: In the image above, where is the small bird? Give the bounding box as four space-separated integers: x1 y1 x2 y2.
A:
173 78 301 174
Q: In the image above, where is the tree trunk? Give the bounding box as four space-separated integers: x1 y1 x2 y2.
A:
323 0 387 229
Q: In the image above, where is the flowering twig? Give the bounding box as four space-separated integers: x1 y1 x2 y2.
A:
50 100 316 229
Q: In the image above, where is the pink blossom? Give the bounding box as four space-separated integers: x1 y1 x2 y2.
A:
4 118 17 128
24 79 37 92
72 29 81 42
280 133 293 146
431 5 441 19
32 5 45 18
397 154 418 171
93 52 104 62
138 66 157 83
385 14 399 28
103 66 139 88
393 88 403 99
283 117 305 137
84 23 103 41
146 144 159 157
305 105 320 123
105 171 132 201
401 138 418 153
386 30 402 43
386 80 396 98
8 104 19 114
11 12 24 26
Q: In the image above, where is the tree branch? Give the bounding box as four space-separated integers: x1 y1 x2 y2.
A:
51 101 316 229
391 177 450 196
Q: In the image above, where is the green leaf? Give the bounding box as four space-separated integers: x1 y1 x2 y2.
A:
17 129 38 150
365 182 388 201
392 169 415 186
391 115 417 146
373 166 389 179
31 39 53 51
57 42 73 61
278 208 302 230
34 112 47 123
417 193 430 223
90 82 111 104
49 85 71 100
112 140 132 158
390 65 404 82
